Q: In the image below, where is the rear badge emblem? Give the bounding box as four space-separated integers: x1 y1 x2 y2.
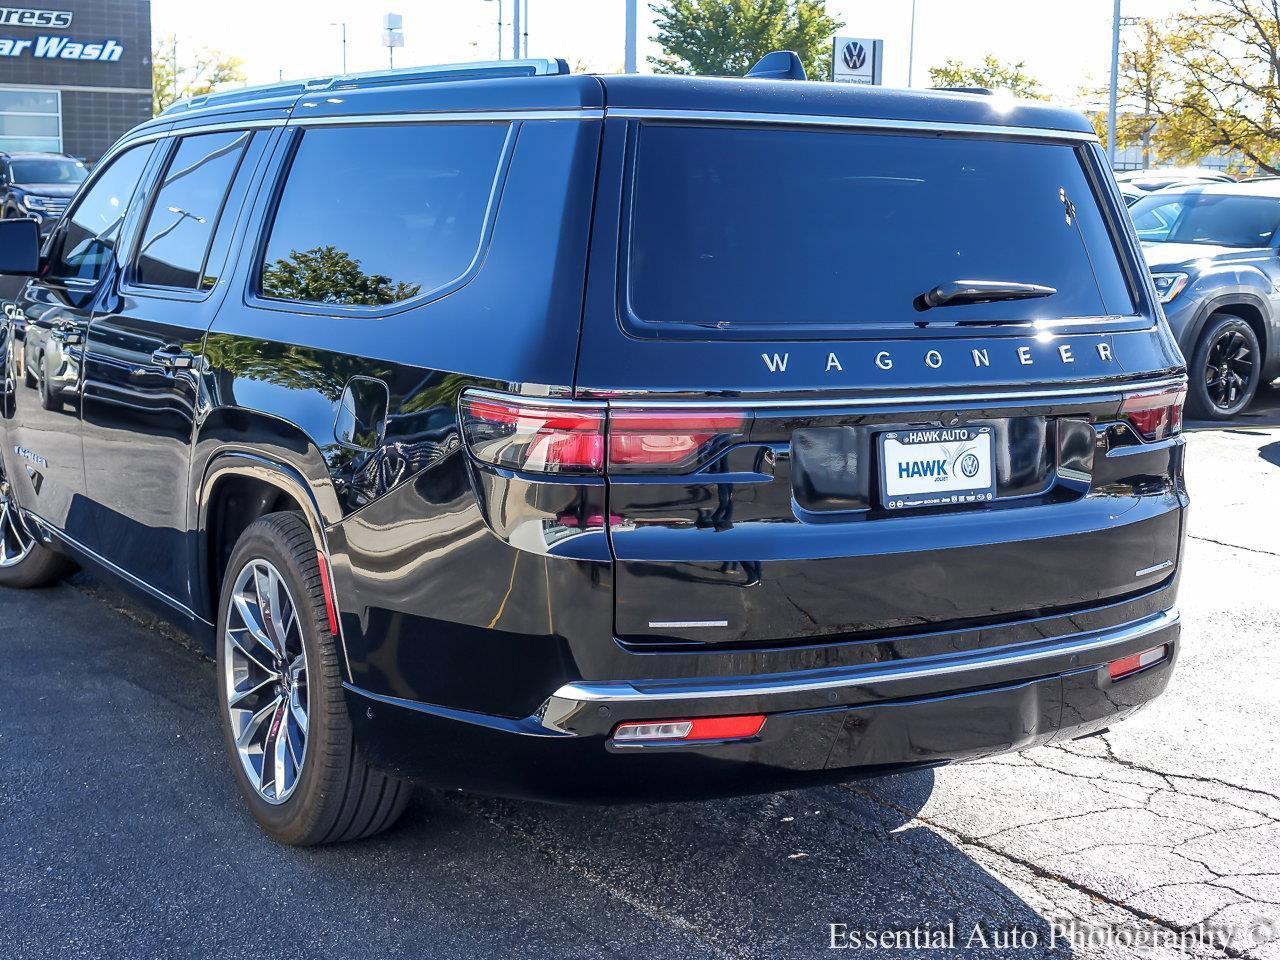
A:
761 341 1116 374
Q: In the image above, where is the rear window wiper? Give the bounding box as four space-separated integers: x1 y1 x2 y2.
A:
913 280 1057 312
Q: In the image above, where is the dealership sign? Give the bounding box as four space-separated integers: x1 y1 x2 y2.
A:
0 7 122 61
831 36 883 84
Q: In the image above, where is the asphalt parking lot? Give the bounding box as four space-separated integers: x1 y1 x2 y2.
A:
1 390 1278 960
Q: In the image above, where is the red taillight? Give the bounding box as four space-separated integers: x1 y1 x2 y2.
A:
608 409 747 472
1121 387 1185 441
1107 644 1169 681
460 392 748 475
459 395 605 474
612 714 766 743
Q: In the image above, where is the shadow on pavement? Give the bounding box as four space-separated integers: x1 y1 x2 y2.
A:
0 576 1070 960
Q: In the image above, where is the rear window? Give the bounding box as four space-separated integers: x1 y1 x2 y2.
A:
626 124 1136 333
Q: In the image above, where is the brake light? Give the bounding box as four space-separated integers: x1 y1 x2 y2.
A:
608 409 747 472
612 714 766 743
459 392 749 475
1121 387 1185 441
459 395 605 474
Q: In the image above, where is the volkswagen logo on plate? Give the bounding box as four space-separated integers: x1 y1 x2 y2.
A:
842 40 866 70
959 453 981 479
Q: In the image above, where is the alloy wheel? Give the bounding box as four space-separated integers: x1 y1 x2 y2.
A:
0 467 34 568
222 558 309 805
1205 328 1254 412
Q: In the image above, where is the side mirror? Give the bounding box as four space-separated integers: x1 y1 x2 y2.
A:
0 217 40 275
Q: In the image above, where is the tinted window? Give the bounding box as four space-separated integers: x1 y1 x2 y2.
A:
628 125 1135 332
1129 192 1280 248
259 123 507 307
135 131 249 290
46 142 154 283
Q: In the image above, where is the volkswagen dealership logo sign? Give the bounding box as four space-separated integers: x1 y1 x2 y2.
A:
831 35 882 84
841 40 866 71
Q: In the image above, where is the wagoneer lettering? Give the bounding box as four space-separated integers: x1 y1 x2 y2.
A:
0 54 1186 846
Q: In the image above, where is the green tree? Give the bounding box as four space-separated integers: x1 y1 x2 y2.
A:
152 34 246 115
1084 18 1173 161
649 0 843 81
261 245 421 308
928 55 1045 99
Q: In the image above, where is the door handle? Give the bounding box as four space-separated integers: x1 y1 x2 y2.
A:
151 348 195 369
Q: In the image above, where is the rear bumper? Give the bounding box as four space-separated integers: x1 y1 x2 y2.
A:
345 607 1179 803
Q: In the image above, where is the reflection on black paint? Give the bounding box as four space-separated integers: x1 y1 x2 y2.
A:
260 245 422 307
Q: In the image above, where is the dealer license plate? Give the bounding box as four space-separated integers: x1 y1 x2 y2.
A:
879 426 996 510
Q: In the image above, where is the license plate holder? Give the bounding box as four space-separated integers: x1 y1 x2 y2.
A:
878 427 996 510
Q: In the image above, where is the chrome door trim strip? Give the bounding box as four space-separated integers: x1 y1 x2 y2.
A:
605 107 1099 141
33 518 206 623
540 608 1179 723
599 375 1188 410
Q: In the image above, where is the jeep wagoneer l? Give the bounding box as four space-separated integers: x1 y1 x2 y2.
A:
0 57 1186 845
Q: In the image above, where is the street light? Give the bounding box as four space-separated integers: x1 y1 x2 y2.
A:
907 0 918 87
330 21 347 75
483 0 504 60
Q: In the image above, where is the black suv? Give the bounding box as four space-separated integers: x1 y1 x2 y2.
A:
0 151 87 236
0 58 1187 846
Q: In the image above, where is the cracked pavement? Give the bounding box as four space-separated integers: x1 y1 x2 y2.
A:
0 391 1278 959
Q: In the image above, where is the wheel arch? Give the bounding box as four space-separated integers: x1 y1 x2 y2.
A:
1182 291 1273 378
194 442 347 666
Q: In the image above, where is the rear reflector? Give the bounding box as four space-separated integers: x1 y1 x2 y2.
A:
1121 387 1185 441
1107 644 1168 681
613 714 766 743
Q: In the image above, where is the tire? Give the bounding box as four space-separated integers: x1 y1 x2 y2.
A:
0 463 76 588
215 511 411 845
1186 314 1262 420
37 352 63 412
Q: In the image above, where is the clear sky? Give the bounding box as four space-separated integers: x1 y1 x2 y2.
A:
152 0 1192 108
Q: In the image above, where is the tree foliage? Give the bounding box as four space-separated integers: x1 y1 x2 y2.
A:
152 34 246 115
649 0 842 81
261 245 422 307
1092 1 1280 174
927 55 1045 99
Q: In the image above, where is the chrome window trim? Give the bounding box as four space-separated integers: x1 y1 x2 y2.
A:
605 107 1099 142
598 374 1187 410
539 608 1179 725
289 109 604 127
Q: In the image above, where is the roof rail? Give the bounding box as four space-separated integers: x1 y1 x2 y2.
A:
161 57 571 117
932 86 994 96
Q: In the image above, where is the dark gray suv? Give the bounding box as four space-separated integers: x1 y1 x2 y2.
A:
1134 180 1280 418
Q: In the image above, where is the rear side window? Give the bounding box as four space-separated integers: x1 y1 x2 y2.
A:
258 123 508 307
627 124 1136 333
46 141 155 283
135 130 250 290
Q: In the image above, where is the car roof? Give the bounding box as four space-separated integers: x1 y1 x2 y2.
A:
135 59 1096 140
0 151 75 160
1148 179 1280 199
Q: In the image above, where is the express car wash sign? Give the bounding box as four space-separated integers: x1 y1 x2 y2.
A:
0 6 123 61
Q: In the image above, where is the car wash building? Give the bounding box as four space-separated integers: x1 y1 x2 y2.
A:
0 2 151 162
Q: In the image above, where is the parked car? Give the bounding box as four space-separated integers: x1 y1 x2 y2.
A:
0 57 1187 846
1130 180 1280 418
0 151 87 236
1115 166 1235 193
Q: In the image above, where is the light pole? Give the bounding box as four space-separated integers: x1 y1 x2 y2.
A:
484 0 503 59
512 0 520 59
1108 0 1121 168
625 0 637 73
907 0 918 87
330 22 347 75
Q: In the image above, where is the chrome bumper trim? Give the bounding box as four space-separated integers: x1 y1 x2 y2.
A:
538 608 1179 732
